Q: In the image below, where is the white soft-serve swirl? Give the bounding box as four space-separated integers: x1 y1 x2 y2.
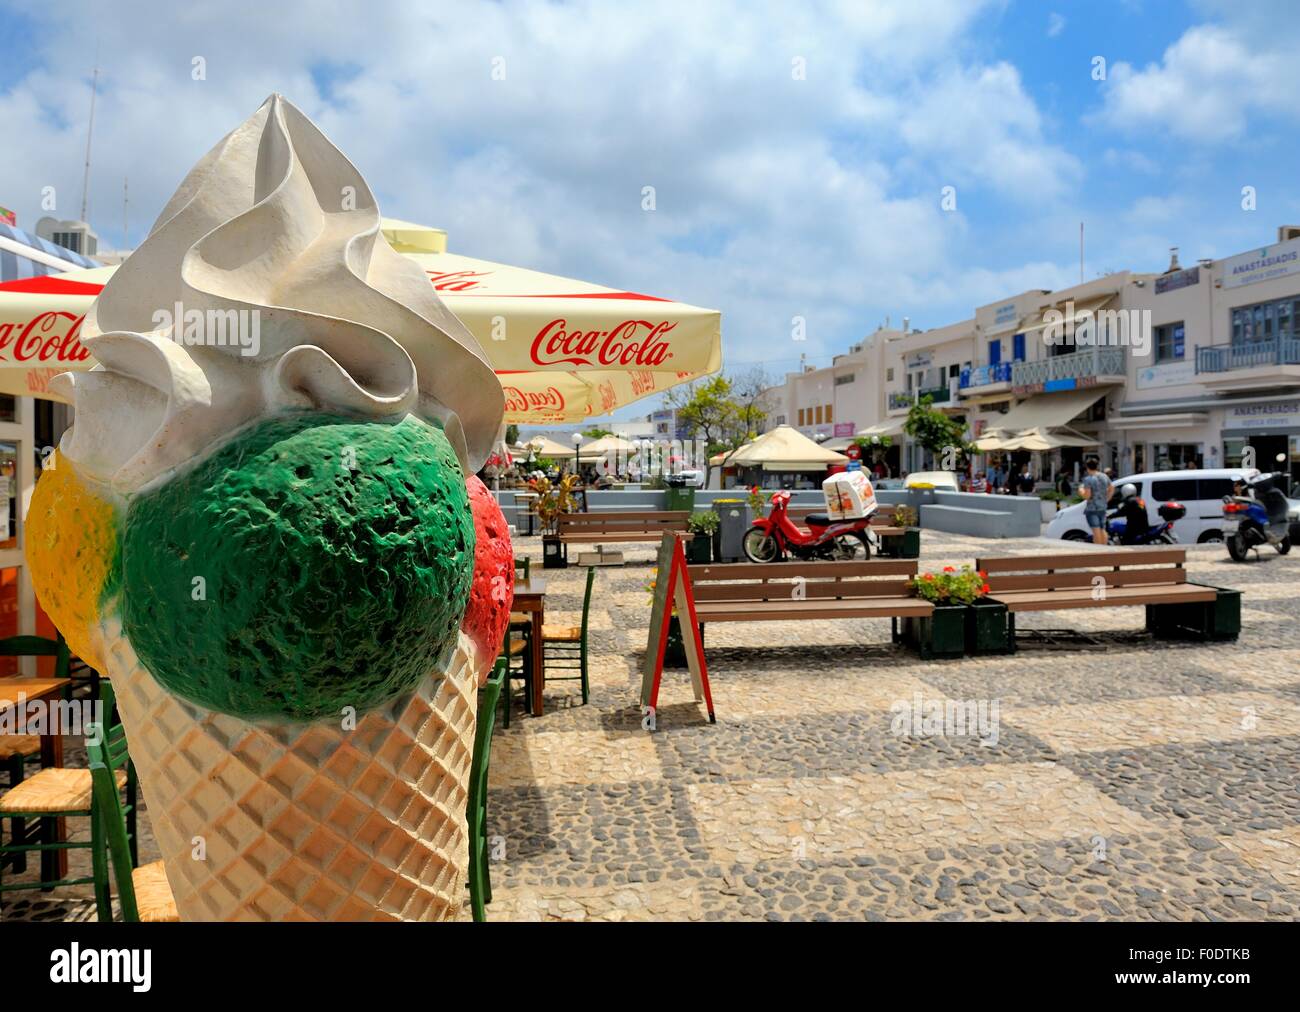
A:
52 94 504 498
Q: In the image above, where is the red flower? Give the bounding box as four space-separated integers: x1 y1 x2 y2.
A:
923 573 934 581
982 583 990 594
943 566 955 573
978 570 987 579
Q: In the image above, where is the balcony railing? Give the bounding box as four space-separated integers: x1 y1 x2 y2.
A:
1011 347 1125 388
919 385 951 404
959 362 1012 389
1196 338 1300 374
889 385 953 411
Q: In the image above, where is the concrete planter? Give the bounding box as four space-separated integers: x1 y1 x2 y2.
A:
878 527 921 559
1039 499 1058 522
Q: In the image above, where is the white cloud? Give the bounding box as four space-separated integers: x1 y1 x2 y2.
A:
1047 12 1066 37
0 0 1096 404
898 62 1081 200
1095 22 1298 142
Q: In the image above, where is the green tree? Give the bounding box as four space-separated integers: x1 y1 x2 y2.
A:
505 423 519 445
582 426 614 439
904 395 971 471
666 375 736 449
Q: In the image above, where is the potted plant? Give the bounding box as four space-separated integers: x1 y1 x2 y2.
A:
530 474 581 568
901 565 986 659
877 504 920 558
686 511 719 564
1036 489 1065 522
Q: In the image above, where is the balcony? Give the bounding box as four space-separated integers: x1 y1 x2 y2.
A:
1195 339 1300 391
959 361 1012 395
888 384 957 415
888 391 913 412
1011 346 1125 392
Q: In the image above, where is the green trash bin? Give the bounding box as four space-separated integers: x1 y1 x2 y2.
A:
665 483 696 513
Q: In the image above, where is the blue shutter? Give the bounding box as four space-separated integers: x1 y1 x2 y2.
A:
988 339 1001 365
1013 332 1026 362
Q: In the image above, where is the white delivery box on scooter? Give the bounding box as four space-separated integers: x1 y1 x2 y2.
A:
822 469 877 520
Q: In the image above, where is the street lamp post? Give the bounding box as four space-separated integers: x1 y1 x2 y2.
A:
572 431 583 481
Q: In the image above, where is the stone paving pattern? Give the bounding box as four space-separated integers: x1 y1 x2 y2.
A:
6 530 1300 921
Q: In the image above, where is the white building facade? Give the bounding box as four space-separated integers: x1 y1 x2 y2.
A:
760 225 1300 485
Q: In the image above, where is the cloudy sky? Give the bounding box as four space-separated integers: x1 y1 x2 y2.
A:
2 0 1297 419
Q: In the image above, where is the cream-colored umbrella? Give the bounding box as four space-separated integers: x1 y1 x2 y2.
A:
998 426 1100 451
0 220 722 421
714 425 848 470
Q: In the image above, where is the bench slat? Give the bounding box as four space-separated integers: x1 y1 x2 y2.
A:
693 597 933 621
985 568 1188 593
692 579 915 603
975 547 1186 573
689 560 918 581
988 583 1215 612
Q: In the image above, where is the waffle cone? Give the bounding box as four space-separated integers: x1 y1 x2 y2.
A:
100 616 480 921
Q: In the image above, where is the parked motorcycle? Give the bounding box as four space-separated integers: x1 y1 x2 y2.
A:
742 489 877 562
1223 469 1294 562
1106 497 1184 545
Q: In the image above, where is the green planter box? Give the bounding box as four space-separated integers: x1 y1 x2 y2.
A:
664 614 702 668
1146 585 1241 642
542 535 567 569
900 604 966 660
966 598 1012 655
685 533 713 564
878 528 921 559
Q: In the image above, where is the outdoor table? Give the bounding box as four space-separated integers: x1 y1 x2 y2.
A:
513 576 547 715
0 677 73 877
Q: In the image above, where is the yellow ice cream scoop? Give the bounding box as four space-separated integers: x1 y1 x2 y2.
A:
26 450 118 673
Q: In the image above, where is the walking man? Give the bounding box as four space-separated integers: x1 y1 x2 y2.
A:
1079 456 1112 545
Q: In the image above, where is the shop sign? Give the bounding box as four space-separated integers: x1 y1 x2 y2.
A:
1220 238 1300 290
1226 401 1300 429
1136 359 1196 389
1154 267 1199 294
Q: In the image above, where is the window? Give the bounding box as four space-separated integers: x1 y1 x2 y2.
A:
775 414 786 426
1151 478 1198 501
1154 322 1185 362
825 404 833 423
835 373 856 386
797 408 805 426
886 368 894 382
988 339 1001 365
1152 443 1200 471
1231 297 1300 345
948 363 959 378
1012 332 1025 362
814 405 823 425
1198 478 1236 501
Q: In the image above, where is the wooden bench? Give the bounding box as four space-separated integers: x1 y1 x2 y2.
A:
553 511 690 564
683 560 934 655
975 547 1239 647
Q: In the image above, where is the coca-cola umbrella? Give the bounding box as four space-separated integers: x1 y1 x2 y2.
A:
0 223 722 421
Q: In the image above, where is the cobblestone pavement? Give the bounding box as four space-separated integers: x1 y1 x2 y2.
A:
483 532 1300 921
7 531 1299 922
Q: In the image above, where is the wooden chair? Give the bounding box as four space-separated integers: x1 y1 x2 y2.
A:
0 678 136 920
509 556 532 630
0 635 73 877
500 626 531 729
87 681 177 922
540 566 595 705
467 660 505 922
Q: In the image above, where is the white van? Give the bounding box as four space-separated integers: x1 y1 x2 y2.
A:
1045 468 1262 544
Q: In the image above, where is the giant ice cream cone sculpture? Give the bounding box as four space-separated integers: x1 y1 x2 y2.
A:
25 95 513 920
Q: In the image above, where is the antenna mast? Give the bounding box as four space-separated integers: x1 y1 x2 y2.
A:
1079 221 1084 283
79 50 100 224
123 177 129 251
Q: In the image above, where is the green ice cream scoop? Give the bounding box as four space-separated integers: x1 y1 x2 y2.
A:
120 412 475 721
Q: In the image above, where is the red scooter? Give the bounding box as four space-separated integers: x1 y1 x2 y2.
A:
742 490 877 562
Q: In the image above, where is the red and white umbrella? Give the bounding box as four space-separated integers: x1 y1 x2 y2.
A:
0 225 722 421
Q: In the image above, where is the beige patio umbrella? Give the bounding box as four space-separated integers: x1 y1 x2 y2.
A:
998 426 1099 451
522 435 580 459
0 220 722 420
715 425 848 470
